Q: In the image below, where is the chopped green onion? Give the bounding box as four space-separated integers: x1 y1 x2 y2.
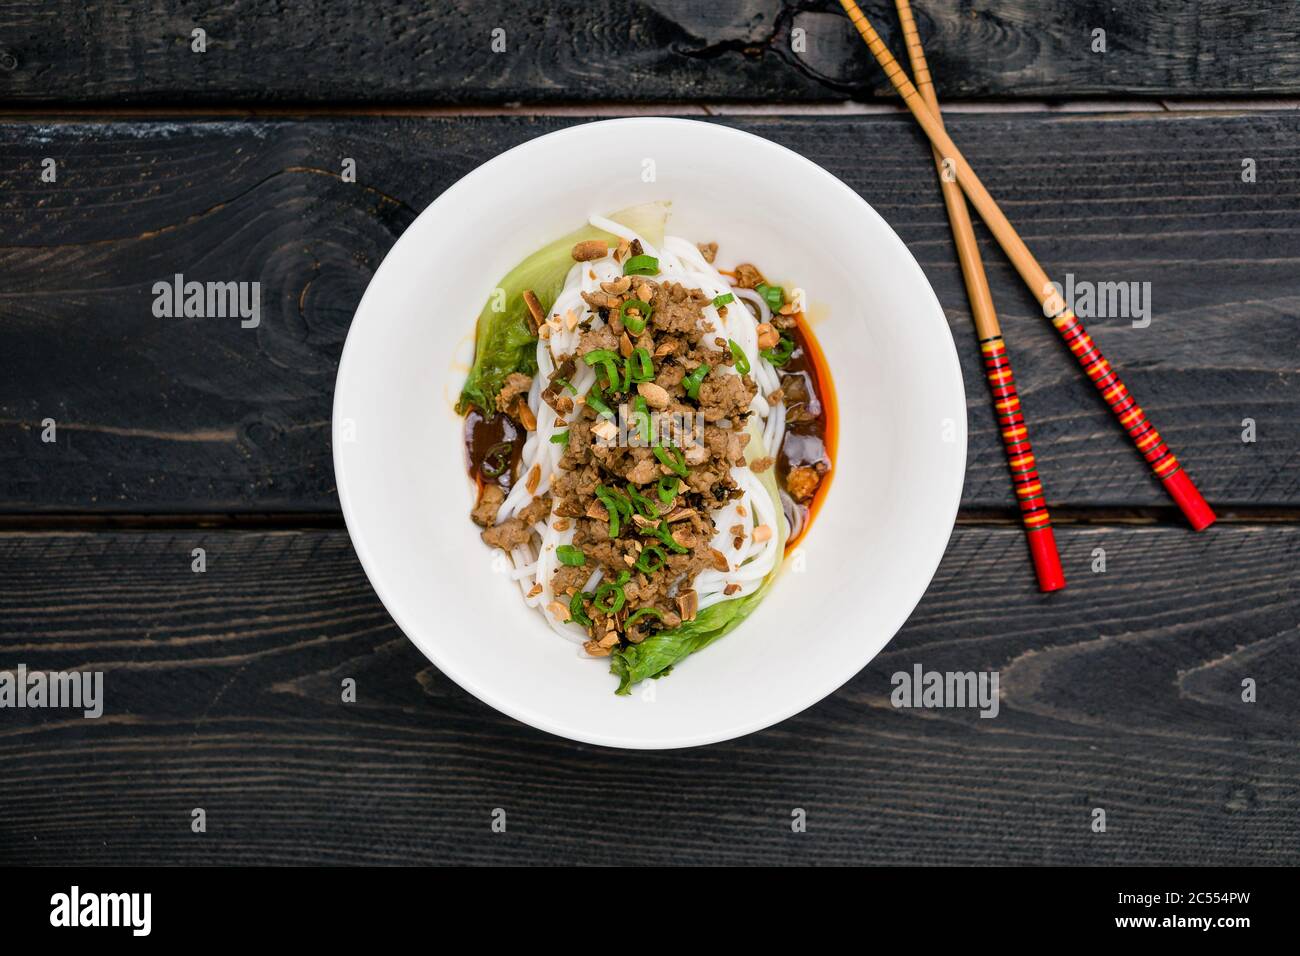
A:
556 545 586 567
761 334 796 368
638 520 689 554
623 254 659 277
682 363 710 400
653 444 688 478
631 395 651 445
628 347 654 384
593 572 631 614
583 349 622 391
553 376 576 393
656 475 680 505
597 485 632 517
712 292 734 308
626 482 660 519
595 486 627 537
626 607 665 628
586 387 614 420
634 545 667 574
756 282 785 312
728 339 751 376
480 441 513 478
550 430 570 445
569 591 593 628
620 299 653 334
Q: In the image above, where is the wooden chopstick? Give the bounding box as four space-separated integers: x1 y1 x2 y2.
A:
894 0 1064 591
837 0 1216 532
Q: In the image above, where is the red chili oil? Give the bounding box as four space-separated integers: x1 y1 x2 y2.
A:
774 311 837 550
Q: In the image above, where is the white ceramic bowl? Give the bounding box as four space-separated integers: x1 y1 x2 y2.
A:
334 118 965 749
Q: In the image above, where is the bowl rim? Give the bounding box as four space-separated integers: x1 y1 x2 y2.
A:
333 116 966 750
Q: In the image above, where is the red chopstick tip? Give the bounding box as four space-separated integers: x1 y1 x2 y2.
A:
1162 469 1216 531
1026 525 1066 592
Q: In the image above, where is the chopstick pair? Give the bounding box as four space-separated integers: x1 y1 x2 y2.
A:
889 0 1063 592
838 0 1217 571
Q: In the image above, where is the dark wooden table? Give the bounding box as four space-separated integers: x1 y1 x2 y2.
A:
1 1 1298 866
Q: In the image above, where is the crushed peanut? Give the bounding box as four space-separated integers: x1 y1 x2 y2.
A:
676 589 699 622
582 290 621 311
522 289 545 332
572 239 608 262
515 399 537 431
637 381 670 409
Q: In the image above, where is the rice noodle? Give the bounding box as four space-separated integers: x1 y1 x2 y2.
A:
485 216 792 638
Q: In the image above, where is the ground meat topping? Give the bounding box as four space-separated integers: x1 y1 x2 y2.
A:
732 263 765 289
495 372 533 414
471 483 505 527
650 282 710 335
468 241 811 658
786 465 823 503
697 370 757 423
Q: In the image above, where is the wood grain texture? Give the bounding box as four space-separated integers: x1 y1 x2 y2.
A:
0 524 1295 866
1 1 1298 105
1 112 1295 513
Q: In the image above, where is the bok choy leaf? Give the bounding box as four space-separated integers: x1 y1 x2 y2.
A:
456 202 669 416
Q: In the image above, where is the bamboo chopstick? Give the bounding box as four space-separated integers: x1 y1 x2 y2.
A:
837 0 1216 531
894 0 1064 592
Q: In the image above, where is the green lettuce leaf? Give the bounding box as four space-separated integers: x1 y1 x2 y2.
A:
610 418 787 695
456 202 670 415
